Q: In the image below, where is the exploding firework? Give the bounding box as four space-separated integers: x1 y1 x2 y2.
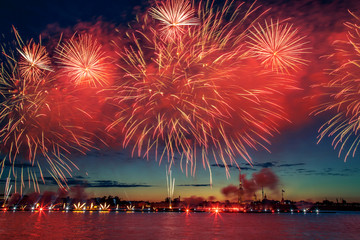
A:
55 34 111 87
17 36 53 81
149 0 200 41
313 11 360 161
247 19 309 73
108 0 305 179
0 30 97 193
0 0 310 193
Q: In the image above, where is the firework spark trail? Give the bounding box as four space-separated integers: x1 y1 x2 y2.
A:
166 166 175 208
0 48 49 193
55 34 111 87
0 29 100 193
0 0 310 194
149 0 200 41
73 202 86 210
108 0 307 180
16 29 53 82
247 19 310 74
3 173 12 207
313 11 360 161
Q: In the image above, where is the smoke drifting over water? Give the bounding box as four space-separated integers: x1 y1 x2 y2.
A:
221 168 279 200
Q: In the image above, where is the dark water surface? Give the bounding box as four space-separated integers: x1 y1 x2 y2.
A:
0 211 359 239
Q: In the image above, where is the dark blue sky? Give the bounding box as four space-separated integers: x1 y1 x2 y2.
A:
1 0 146 38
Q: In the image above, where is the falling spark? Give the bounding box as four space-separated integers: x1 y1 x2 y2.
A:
166 167 175 208
313 11 360 161
0 30 96 192
108 0 303 181
3 174 12 207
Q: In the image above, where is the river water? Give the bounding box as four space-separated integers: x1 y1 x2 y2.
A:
0 211 359 239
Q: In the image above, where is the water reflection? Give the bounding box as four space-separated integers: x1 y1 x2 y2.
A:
0 212 359 239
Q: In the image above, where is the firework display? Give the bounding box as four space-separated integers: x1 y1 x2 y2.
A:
247 19 310 73
313 12 360 161
55 34 111 87
149 0 200 41
105 0 309 182
0 0 309 192
0 30 100 193
17 39 53 81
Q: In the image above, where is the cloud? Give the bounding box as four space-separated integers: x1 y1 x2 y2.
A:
87 180 152 188
252 162 276 168
177 184 211 187
211 161 276 169
210 163 232 168
296 168 315 173
4 162 35 168
278 163 306 167
293 167 359 177
243 161 278 168
212 161 308 171
341 168 360 173
36 177 153 188
210 163 255 171
74 175 85 179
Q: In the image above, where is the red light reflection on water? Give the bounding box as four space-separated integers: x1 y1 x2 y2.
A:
0 211 359 239
209 207 223 222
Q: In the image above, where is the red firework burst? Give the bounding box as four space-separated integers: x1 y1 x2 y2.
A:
109 1 305 180
313 11 360 161
149 0 200 41
247 19 310 74
0 31 99 193
17 41 52 81
55 34 110 87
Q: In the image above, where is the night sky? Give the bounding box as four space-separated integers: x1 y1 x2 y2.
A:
1 0 360 203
